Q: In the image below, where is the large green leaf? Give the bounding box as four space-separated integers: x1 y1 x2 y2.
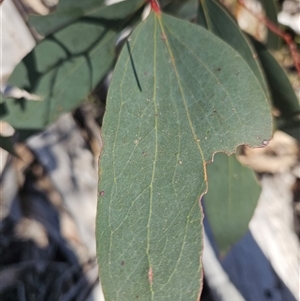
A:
204 153 261 255
29 0 146 36
251 39 300 140
197 0 269 99
97 11 272 301
1 2 143 130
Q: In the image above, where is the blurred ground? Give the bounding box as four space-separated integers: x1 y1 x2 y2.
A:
0 0 300 301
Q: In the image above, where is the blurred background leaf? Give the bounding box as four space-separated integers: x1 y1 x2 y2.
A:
204 152 261 255
29 0 146 36
257 0 281 49
251 38 300 140
1 1 145 131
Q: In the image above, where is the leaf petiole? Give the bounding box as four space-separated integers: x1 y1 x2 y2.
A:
149 0 161 14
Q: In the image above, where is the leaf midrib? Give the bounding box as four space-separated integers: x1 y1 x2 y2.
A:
146 15 158 300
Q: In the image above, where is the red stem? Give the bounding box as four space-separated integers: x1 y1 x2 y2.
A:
149 0 161 14
238 0 300 76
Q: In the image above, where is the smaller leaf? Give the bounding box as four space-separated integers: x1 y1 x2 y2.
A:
3 19 117 129
257 0 281 49
251 38 300 140
2 1 144 131
29 0 145 36
204 152 261 255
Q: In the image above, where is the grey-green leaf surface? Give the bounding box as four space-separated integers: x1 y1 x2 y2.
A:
204 152 261 255
2 12 121 129
29 0 145 36
97 12 272 301
252 39 300 140
197 0 270 99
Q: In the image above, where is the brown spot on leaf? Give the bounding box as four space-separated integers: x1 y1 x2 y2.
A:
148 267 153 284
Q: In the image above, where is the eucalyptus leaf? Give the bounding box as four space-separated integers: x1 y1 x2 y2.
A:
97 11 272 301
1 2 144 130
252 38 300 140
29 0 145 36
257 0 280 49
204 152 261 255
2 20 116 129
